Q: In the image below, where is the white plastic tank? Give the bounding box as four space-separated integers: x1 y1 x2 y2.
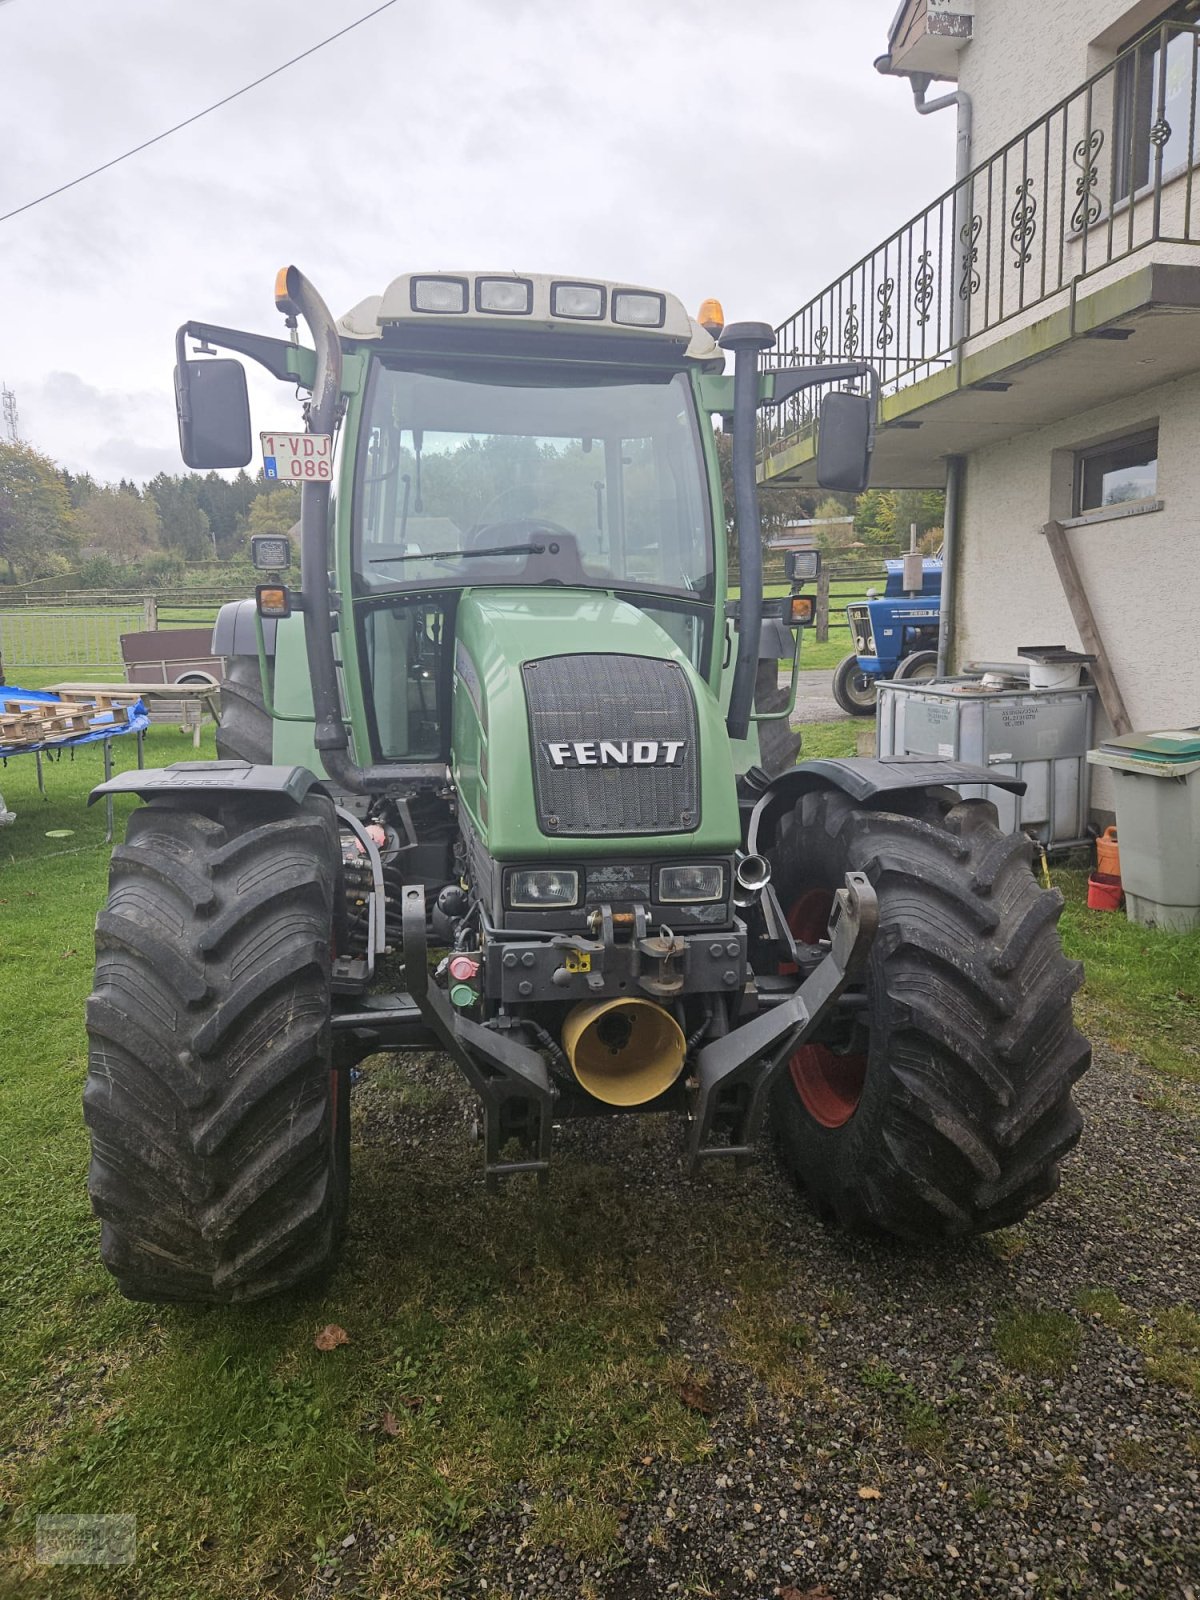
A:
877 678 1097 847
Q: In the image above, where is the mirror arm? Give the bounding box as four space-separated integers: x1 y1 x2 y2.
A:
764 361 881 453
174 321 314 386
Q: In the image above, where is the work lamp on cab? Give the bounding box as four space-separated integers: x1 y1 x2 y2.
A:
658 864 724 903
251 534 291 571
612 290 666 328
507 869 580 909
551 282 605 320
411 276 468 313
476 277 533 314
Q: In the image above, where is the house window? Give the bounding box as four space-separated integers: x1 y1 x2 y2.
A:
1113 7 1200 199
1074 429 1159 514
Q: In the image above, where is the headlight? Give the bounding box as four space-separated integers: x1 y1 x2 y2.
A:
611 290 666 328
477 277 532 314
411 276 468 313
551 282 605 319
657 864 725 903
507 868 580 909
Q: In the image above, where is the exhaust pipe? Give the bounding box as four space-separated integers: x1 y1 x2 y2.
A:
734 852 772 908
562 999 686 1107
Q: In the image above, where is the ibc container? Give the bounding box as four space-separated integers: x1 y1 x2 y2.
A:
876 678 1096 847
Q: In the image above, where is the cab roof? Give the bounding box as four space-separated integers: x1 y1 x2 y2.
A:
337 270 722 365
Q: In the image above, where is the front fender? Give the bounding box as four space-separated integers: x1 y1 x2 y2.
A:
746 757 1026 853
89 761 320 806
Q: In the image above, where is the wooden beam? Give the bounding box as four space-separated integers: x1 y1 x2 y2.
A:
1041 519 1133 735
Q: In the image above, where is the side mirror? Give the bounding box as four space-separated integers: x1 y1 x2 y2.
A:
816 391 873 493
785 549 821 583
175 358 252 469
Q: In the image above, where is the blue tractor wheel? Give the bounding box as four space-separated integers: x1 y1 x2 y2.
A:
832 652 878 717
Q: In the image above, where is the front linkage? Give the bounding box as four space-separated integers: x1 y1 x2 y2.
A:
396 863 879 1183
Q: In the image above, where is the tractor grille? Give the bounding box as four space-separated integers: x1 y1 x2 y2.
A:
846 603 876 656
522 654 699 837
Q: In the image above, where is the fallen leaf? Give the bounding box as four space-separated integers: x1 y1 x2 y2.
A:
380 1408 400 1436
314 1323 350 1351
677 1378 715 1415
856 1485 882 1500
777 1585 836 1600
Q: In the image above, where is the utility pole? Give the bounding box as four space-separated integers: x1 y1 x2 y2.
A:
1 385 18 443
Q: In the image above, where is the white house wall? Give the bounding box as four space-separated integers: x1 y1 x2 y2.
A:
956 364 1200 805
957 0 1175 163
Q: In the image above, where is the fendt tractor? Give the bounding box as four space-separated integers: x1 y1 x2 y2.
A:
83 268 1090 1303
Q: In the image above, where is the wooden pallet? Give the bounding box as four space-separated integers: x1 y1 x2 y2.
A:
0 693 138 750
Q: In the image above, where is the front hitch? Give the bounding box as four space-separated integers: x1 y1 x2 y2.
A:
686 871 879 1171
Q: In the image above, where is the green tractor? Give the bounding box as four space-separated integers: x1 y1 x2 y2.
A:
83 267 1089 1303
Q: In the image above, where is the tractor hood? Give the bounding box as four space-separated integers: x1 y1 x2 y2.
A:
451 589 740 859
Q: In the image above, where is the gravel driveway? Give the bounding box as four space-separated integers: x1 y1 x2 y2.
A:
455 1044 1200 1600
784 669 845 726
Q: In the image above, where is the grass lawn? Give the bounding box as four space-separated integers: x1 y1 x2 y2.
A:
1 716 1194 1595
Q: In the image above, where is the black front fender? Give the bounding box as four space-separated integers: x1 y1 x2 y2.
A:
89 761 320 807
746 757 1026 853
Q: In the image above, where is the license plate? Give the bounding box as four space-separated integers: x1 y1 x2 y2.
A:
260 432 333 482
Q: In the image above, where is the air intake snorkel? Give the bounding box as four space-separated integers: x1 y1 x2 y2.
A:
281 265 443 793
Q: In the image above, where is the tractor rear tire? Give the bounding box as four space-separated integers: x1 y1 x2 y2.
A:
832 653 878 717
83 790 348 1303
768 788 1090 1240
216 653 273 765
754 659 802 775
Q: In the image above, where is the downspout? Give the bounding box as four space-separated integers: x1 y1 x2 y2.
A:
874 52 973 669
874 58 974 341
937 454 965 677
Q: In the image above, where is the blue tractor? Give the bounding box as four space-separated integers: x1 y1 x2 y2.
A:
832 556 943 716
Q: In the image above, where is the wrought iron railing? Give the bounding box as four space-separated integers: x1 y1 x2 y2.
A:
763 19 1200 457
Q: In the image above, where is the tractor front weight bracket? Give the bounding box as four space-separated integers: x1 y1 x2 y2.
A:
686 871 879 1172
401 885 556 1186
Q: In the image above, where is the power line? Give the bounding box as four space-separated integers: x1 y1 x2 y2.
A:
0 0 399 224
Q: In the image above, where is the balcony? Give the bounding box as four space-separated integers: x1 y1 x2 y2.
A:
760 19 1200 488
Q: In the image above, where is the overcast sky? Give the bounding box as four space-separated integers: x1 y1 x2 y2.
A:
0 0 954 483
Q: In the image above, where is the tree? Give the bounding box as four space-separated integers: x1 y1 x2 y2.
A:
713 427 817 553
853 488 893 545
0 440 77 582
74 485 161 562
246 483 302 538
146 474 213 560
853 488 946 547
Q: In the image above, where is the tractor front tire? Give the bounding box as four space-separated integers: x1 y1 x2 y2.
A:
831 653 878 717
216 653 273 765
84 790 348 1303
768 788 1090 1240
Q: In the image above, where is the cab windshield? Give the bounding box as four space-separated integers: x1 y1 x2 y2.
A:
355 363 713 598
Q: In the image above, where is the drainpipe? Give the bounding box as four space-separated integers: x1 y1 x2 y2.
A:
937 454 966 677
875 58 974 342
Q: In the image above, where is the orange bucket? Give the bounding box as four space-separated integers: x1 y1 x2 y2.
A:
1087 871 1124 911
1096 826 1120 879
